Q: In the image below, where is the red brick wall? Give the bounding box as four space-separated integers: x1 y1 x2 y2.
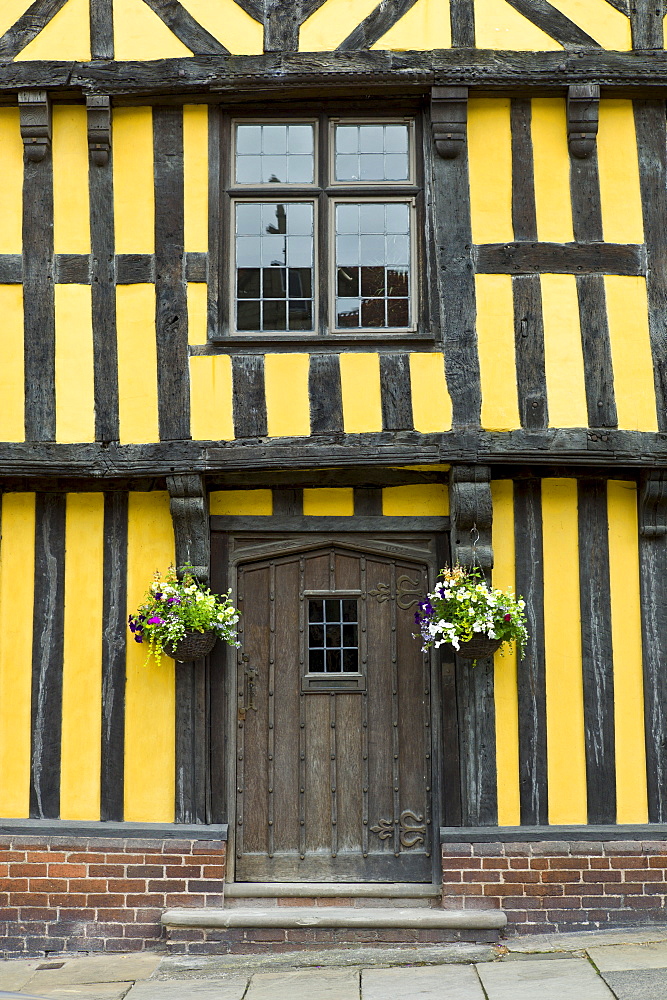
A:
0 835 226 957
442 840 667 934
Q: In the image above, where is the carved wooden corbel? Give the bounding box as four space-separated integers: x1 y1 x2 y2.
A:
640 470 667 537
18 91 51 163
431 86 468 160
449 465 493 571
567 84 600 159
86 95 111 167
166 474 210 584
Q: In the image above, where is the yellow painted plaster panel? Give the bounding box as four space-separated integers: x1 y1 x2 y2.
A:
383 484 449 516
532 99 574 243
598 101 644 244
209 490 273 515
409 353 452 432
340 353 382 434
0 493 35 818
370 0 451 50
607 480 648 824
125 492 175 821
541 274 588 428
55 285 95 443
475 0 562 49
605 276 658 431
549 0 631 49
114 0 191 58
189 356 234 441
492 480 520 826
468 99 513 244
265 354 311 438
299 0 378 51
180 0 263 53
117 285 159 443
183 105 208 254
60 493 104 820
53 105 90 254
476 274 520 431
542 478 587 825
303 488 354 515
0 286 25 442
187 282 207 346
17 0 90 60
0 108 23 254
0 0 33 39
113 107 154 254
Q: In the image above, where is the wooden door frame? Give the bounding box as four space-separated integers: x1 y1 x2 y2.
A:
209 525 453 886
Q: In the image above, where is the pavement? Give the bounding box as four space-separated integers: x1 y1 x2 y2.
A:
2 927 667 999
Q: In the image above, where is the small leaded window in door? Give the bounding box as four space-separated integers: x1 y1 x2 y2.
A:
303 596 365 692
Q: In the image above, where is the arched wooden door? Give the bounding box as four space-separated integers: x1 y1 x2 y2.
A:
234 544 434 882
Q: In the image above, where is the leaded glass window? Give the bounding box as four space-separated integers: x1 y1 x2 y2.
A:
308 598 359 673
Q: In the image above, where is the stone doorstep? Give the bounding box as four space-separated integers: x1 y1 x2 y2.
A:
223 882 441 898
161 906 507 931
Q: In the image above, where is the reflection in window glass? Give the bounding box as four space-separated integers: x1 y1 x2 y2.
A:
308 598 359 673
236 123 315 184
335 202 410 329
236 202 314 332
335 123 409 182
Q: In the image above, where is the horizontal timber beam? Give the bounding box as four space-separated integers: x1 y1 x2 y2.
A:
475 242 645 275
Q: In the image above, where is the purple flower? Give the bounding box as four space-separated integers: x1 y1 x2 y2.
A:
419 600 434 615
414 612 422 625
134 635 143 643
166 596 181 605
154 592 162 600
147 616 164 625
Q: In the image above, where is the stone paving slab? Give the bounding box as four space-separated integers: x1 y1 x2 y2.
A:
0 962 41 992
478 957 615 999
506 926 667 954
24 985 133 1000
589 941 667 971
245 968 359 1000
125 978 249 1000
601 969 667 999
26 957 160 990
362 964 485 999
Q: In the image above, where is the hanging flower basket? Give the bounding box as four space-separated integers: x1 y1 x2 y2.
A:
455 636 504 661
163 629 218 662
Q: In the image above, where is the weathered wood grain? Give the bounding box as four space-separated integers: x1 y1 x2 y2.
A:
504 0 600 47
264 0 329 52
186 251 207 282
140 0 229 54
379 354 413 431
272 488 304 516
207 106 224 339
90 0 114 60
175 660 208 823
337 0 421 51
210 514 449 532
115 254 155 284
353 487 383 515
475 242 645 276
0 0 69 59
513 477 548 825
309 354 343 434
630 0 664 50
577 275 617 429
54 253 90 283
511 99 537 241
153 106 190 442
208 530 230 824
30 493 66 820
101 492 128 822
450 0 475 47
513 275 548 430
232 355 268 438
0 256 22 283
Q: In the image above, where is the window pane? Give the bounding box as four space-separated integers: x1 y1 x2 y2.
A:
237 300 260 331
309 623 324 647
334 123 410 182
237 268 260 298
336 125 358 154
263 299 286 331
342 648 359 672
309 599 324 622
236 123 315 184
342 600 357 622
309 649 325 672
336 298 360 327
326 649 342 672
337 266 358 297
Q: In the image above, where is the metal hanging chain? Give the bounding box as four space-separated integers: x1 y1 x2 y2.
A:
470 523 480 572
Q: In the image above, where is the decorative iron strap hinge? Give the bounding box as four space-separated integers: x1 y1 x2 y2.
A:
368 574 422 610
371 809 427 849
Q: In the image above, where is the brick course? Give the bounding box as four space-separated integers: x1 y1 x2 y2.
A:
442 840 667 934
0 836 226 957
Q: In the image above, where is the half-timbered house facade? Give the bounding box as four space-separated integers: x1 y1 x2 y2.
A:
1 0 667 955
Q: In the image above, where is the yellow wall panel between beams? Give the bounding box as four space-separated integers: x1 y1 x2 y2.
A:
0 109 22 254
189 356 234 441
491 480 520 826
113 0 191 58
187 282 207 346
541 274 588 428
531 99 574 244
0 493 35 818
605 276 658 432
299 0 379 51
409 354 452 432
55 285 95 443
0 286 25 442
52 105 90 254
598 101 644 245
17 0 90 60
468 99 513 244
209 490 273 515
549 0 631 50
382 484 449 516
183 105 208 254
60 493 104 820
476 274 520 431
542 478 587 825
474 0 562 49
370 0 451 50
340 353 382 434
607 480 648 824
117 285 159 443
303 488 354 515
265 354 311 438
113 107 154 254
0 0 32 39
125 492 175 822
180 0 263 53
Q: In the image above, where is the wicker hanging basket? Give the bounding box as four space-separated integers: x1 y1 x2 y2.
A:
164 630 218 662
455 636 503 661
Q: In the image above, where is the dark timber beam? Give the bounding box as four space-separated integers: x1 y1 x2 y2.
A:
167 473 210 583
